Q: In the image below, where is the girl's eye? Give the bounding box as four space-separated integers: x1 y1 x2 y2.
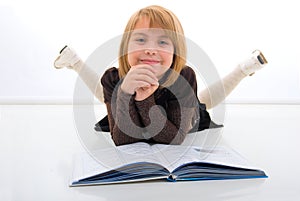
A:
135 38 145 43
159 40 168 45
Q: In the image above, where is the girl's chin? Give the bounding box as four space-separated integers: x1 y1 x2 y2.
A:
155 67 170 78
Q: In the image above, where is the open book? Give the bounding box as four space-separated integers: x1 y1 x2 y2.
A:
70 142 267 186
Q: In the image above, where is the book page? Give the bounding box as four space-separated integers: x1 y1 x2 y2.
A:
71 141 259 184
116 142 166 165
197 146 259 169
71 147 124 182
151 144 259 172
71 142 166 183
151 144 201 172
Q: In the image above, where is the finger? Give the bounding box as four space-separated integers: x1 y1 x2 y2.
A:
132 73 159 86
134 81 151 89
131 64 158 78
130 69 158 84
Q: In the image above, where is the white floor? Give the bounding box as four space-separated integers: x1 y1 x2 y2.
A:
1 104 300 201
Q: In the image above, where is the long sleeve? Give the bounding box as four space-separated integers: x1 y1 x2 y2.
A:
106 88 145 145
135 94 196 144
101 68 146 146
101 66 200 146
134 67 199 145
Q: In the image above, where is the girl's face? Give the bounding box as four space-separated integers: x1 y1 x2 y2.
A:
127 16 174 78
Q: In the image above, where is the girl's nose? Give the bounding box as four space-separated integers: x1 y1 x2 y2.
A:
145 48 158 55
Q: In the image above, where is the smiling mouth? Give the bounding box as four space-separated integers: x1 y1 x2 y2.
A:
140 59 160 65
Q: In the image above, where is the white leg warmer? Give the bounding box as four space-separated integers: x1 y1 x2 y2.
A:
199 66 246 109
73 60 104 103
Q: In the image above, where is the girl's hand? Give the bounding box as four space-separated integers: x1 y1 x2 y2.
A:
121 64 159 99
134 84 159 101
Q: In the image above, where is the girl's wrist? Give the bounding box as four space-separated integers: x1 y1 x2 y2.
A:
120 83 134 95
118 87 135 100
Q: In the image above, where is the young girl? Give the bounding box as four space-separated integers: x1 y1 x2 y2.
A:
54 5 268 146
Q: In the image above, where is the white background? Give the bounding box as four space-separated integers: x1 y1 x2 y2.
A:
1 0 300 104
1 1 300 200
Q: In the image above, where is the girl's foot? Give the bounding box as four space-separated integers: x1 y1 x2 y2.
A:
54 45 80 69
239 50 268 76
